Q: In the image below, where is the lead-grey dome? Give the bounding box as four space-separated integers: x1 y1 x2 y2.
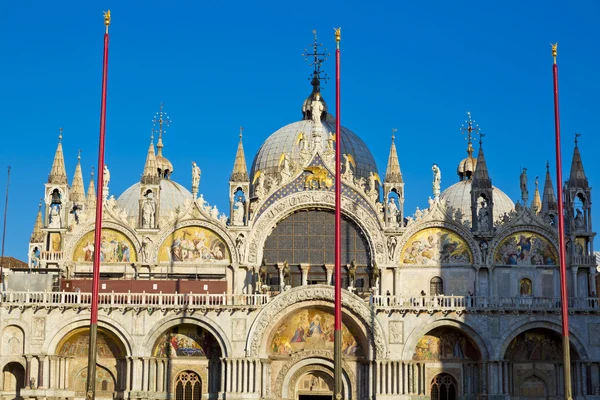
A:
440 180 515 223
250 119 378 181
117 180 193 219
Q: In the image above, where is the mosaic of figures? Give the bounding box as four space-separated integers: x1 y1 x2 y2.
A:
413 328 480 361
57 328 124 358
400 228 472 265
73 229 136 263
158 226 230 263
270 309 362 356
153 325 220 358
506 330 573 362
494 232 557 266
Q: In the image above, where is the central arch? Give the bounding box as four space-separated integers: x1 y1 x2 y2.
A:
245 285 386 359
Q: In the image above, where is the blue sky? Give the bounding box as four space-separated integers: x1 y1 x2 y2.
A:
1 1 598 259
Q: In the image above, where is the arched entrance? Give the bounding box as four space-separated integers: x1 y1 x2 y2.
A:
56 327 126 396
430 373 457 400
296 370 333 400
413 326 481 396
175 371 202 400
2 362 25 397
505 328 579 398
152 324 222 398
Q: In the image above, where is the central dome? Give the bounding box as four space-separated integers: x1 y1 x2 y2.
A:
250 119 378 181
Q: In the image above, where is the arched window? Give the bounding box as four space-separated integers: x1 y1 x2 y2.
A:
520 278 532 296
430 277 443 296
175 371 201 400
431 373 457 400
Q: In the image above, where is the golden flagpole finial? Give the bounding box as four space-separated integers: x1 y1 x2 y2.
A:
103 10 111 33
551 43 557 64
334 27 341 43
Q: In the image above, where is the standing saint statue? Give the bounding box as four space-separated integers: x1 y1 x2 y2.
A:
432 163 441 198
103 165 111 200
141 193 156 229
520 168 529 205
311 93 324 125
191 161 201 197
232 197 245 226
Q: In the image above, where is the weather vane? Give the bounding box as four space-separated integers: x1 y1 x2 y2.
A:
460 111 482 145
152 102 171 141
302 30 330 85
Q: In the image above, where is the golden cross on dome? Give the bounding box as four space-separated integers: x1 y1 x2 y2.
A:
152 102 171 142
302 30 330 84
460 111 481 144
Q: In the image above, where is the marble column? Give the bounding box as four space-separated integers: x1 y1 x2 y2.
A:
300 264 309 286
572 267 579 297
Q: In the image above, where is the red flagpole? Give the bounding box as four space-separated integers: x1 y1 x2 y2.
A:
86 11 110 400
552 43 573 400
334 27 342 400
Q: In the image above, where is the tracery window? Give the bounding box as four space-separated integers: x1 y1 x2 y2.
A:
175 371 201 400
430 373 457 400
430 277 443 296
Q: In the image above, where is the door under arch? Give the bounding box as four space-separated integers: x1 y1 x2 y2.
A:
296 370 333 400
175 371 202 400
2 362 25 397
431 373 457 400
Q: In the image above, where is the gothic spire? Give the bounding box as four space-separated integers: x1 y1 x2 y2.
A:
384 130 403 183
141 134 159 184
48 128 68 184
86 168 96 209
30 199 44 243
568 133 588 187
542 162 557 213
472 137 491 188
230 127 249 182
70 150 85 203
531 176 542 215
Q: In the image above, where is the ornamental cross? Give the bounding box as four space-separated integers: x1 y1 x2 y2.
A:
302 30 330 84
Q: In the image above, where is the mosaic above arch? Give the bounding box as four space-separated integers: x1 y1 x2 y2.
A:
400 227 472 265
73 229 136 263
413 328 480 361
494 232 557 266
269 308 362 356
153 324 221 358
57 327 125 358
158 226 230 263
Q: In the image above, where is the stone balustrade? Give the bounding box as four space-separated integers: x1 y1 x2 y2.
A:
0 290 270 311
40 251 63 261
371 295 600 314
569 254 597 265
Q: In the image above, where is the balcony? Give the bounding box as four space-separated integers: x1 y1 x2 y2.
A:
371 295 600 314
0 290 270 312
569 255 597 266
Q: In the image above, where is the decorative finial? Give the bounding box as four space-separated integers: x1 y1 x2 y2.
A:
391 128 397 142
551 43 557 64
59 127 63 142
77 149 81 161
38 198 43 209
546 161 550 172
103 10 111 34
90 166 95 177
575 133 581 147
302 30 329 86
460 112 481 154
479 133 486 148
239 126 244 139
535 176 539 189
152 102 171 147
334 27 341 48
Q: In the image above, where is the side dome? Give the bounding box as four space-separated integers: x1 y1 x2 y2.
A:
250 120 378 181
440 180 515 222
117 180 193 219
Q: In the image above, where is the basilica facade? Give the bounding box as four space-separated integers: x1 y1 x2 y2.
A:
0 60 598 400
